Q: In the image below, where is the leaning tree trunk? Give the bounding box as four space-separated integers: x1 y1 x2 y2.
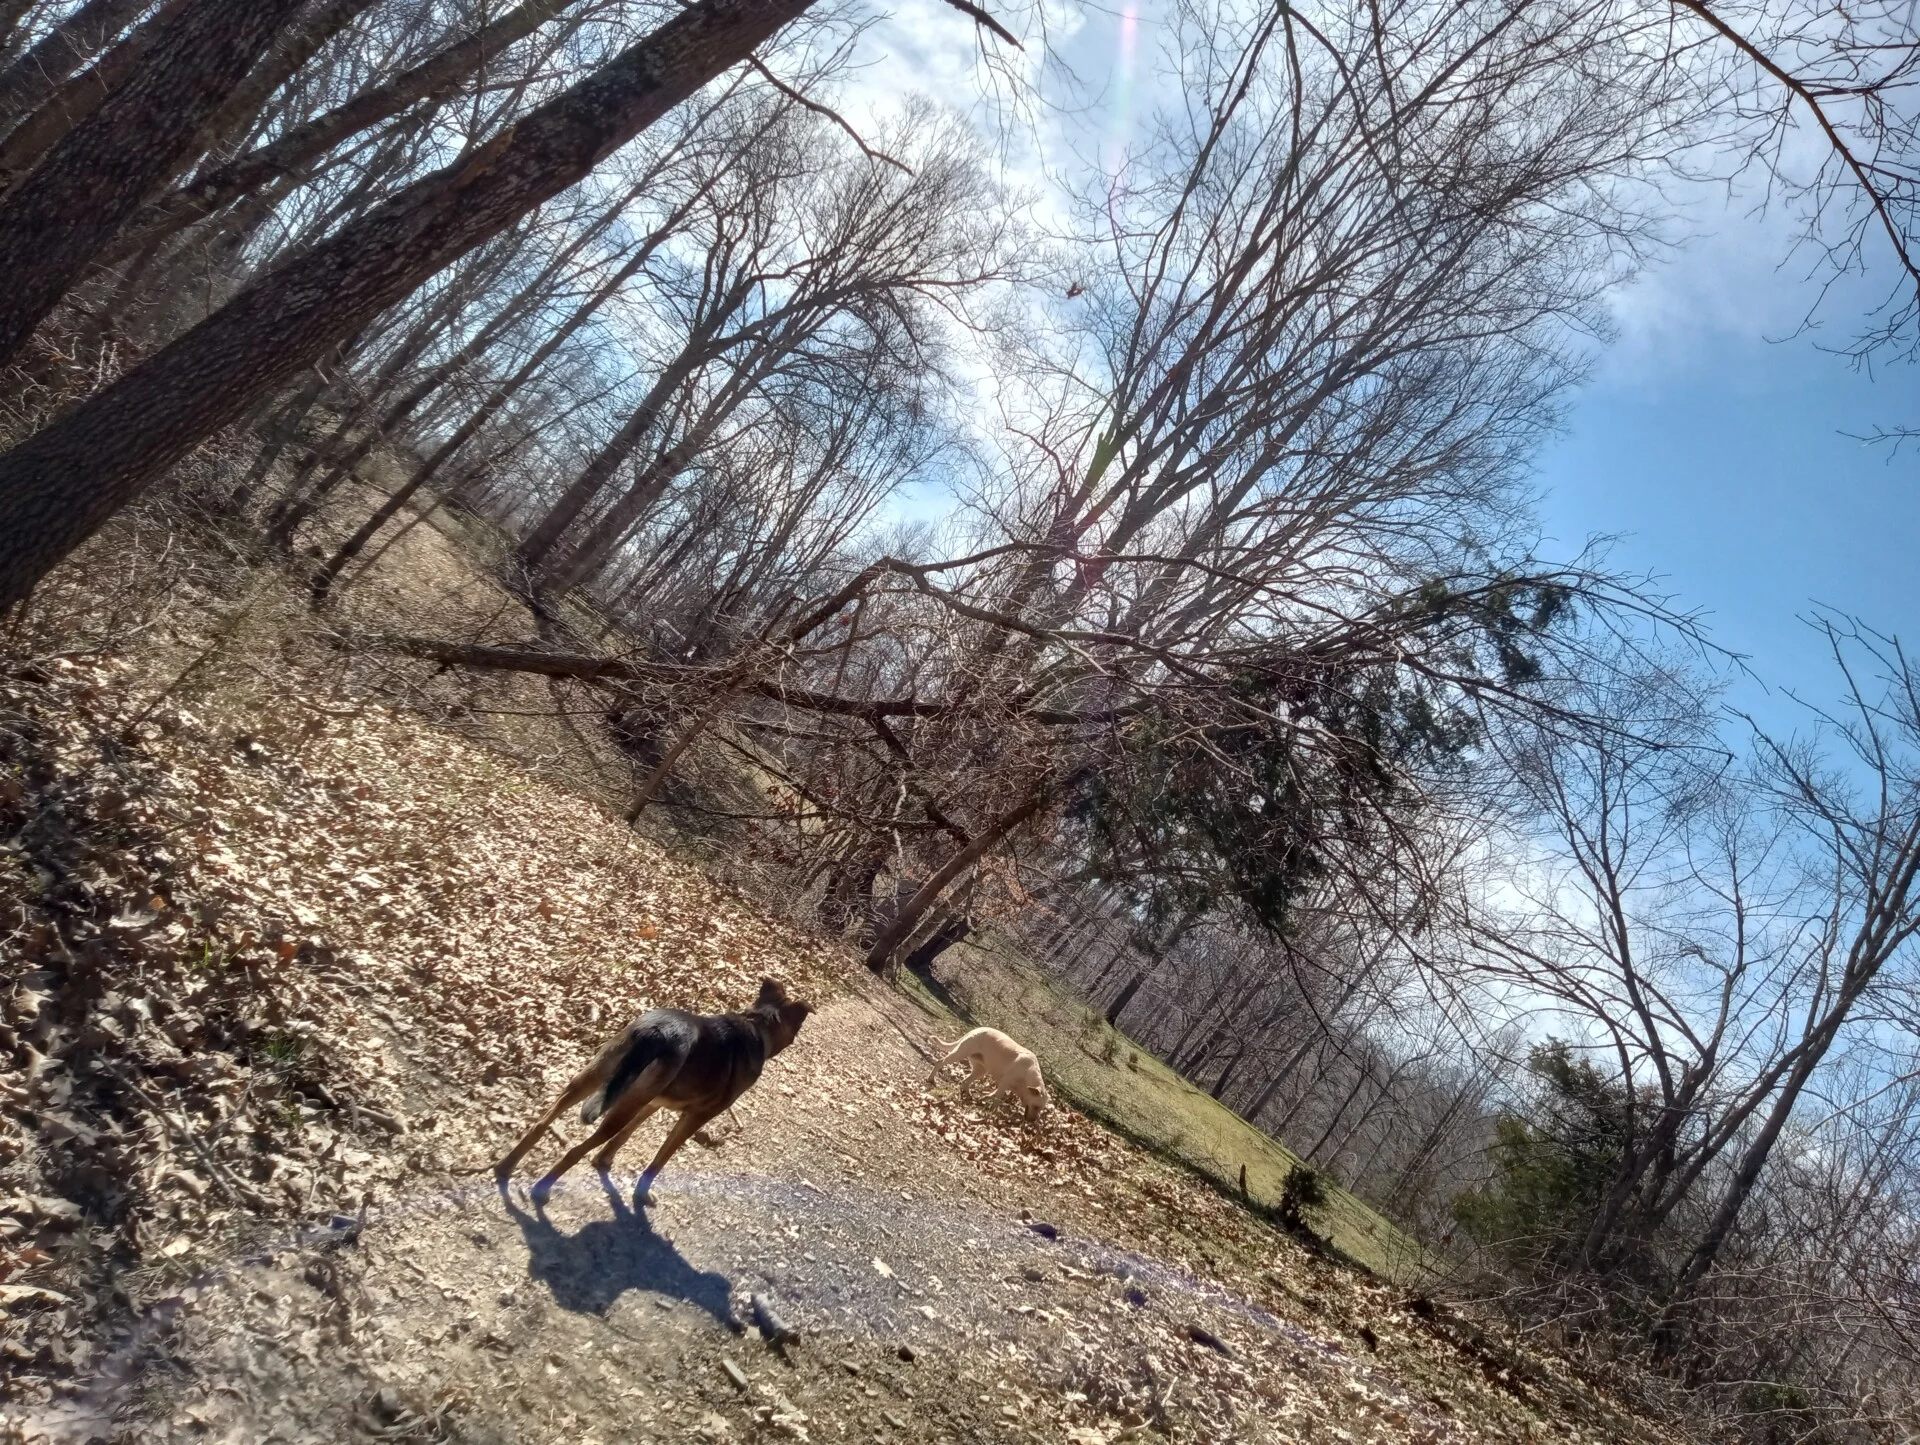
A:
0 0 196 187
0 0 304 368
0 1 41 63
98 0 589 268
864 792 1048 972
0 0 820 612
185 0 383 175
904 914 973 974
1655 1047 1831 1356
0 0 150 134
310 223 671 603
1105 970 1148 1027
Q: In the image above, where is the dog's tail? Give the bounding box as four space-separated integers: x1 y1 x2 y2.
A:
581 1014 682 1124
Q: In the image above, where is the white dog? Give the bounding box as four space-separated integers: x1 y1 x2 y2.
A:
928 1026 1048 1120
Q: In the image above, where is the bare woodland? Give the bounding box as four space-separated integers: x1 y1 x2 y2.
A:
0 0 1916 1439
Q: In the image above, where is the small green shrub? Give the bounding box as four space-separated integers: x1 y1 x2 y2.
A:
1278 1164 1328 1233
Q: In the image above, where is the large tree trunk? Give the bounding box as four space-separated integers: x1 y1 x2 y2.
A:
0 0 194 186
864 792 1048 971
1104 970 1148 1027
1656 1048 1831 1349
184 0 383 172
0 1 42 62
0 0 150 134
101 0 586 268
0 0 302 367
1209 1042 1247 1101
904 914 973 974
0 0 818 612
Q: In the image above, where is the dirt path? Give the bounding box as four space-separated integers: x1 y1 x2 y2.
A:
0 656 1668 1445
29 992 1636 1445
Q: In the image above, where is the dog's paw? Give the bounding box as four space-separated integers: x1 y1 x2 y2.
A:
529 1177 555 1206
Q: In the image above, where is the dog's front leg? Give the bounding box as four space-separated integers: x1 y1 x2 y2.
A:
633 1105 720 1206
593 1096 666 1177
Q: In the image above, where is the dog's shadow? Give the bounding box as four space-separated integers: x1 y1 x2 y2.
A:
499 1178 734 1329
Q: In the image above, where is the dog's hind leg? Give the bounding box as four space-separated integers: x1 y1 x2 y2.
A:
494 1062 608 1183
591 1093 667 1176
530 1059 673 1204
926 1040 964 1086
633 1104 722 1205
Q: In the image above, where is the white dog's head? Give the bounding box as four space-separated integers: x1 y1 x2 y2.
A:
1014 1064 1048 1120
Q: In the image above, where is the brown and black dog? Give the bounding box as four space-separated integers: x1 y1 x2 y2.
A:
495 977 812 1205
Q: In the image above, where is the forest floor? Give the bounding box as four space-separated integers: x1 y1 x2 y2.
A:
0 643 1679 1445
0 505 1684 1444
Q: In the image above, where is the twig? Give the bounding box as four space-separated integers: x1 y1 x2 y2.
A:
746 58 914 174
938 0 1022 47
105 1063 254 1209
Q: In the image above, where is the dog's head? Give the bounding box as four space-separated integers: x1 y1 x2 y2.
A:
754 976 812 1054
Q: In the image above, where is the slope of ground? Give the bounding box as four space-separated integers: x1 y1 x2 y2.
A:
907 941 1430 1284
0 633 1676 1445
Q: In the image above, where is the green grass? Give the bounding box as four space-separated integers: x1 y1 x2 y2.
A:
904 933 1437 1284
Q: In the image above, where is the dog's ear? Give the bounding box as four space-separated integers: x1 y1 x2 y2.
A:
756 976 787 1007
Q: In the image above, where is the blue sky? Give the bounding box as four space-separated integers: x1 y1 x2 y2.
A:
1533 213 1919 740
850 0 1920 744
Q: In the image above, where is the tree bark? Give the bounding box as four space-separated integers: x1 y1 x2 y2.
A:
0 0 150 134
865 791 1049 971
1209 1042 1247 1101
0 0 819 612
185 0 383 172
0 0 41 63
0 0 194 186
904 915 973 974
100 0 587 267
0 0 302 368
1105 970 1147 1027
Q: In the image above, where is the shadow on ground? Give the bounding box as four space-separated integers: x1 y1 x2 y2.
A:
499 1178 735 1328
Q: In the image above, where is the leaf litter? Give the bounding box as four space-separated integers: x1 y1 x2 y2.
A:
0 651 1682 1445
